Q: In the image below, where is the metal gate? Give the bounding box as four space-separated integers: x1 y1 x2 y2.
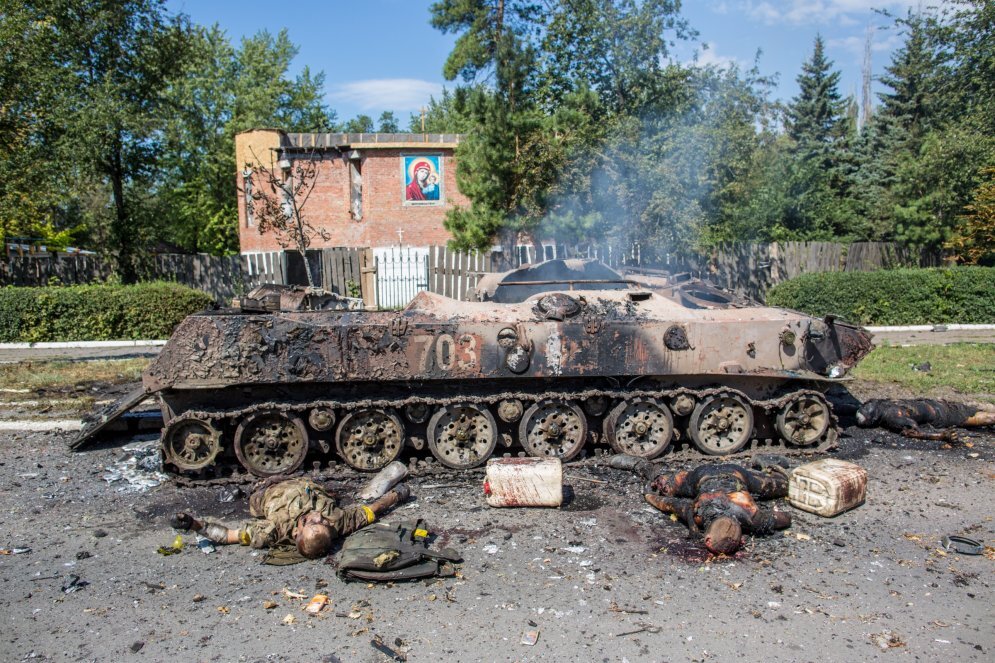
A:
373 246 429 309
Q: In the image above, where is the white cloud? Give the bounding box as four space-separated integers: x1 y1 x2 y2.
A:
329 79 443 112
828 31 901 57
743 1 916 26
696 42 745 69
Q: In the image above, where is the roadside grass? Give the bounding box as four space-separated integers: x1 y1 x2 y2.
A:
0 358 150 396
853 343 995 401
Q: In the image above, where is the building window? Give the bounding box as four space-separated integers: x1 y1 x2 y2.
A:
242 168 254 227
348 150 363 220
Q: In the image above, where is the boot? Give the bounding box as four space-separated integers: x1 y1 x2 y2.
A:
608 454 653 478
357 461 409 502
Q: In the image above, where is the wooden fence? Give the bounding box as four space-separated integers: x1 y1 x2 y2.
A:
426 245 493 300
706 241 951 301
0 241 954 307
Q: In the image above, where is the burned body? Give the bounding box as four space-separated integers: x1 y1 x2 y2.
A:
612 457 791 554
856 399 995 441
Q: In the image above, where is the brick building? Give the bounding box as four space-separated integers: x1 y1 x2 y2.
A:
235 129 466 254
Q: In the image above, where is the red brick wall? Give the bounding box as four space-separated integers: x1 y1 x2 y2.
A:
238 148 466 253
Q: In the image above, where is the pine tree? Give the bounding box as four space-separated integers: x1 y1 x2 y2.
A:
787 36 847 154
781 36 857 238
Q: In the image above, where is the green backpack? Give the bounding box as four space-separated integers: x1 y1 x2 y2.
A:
336 519 461 582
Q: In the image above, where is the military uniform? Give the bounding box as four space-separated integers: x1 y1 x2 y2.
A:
646 464 791 535
238 478 375 549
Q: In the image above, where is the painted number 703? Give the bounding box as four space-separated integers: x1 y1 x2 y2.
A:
410 333 479 372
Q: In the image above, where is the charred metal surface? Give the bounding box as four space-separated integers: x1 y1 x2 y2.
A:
72 267 874 478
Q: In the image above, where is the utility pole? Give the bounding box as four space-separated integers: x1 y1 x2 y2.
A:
861 25 873 132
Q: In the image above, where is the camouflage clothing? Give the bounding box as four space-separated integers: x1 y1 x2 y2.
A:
241 478 374 549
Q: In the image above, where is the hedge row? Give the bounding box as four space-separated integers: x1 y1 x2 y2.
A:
0 282 215 342
766 267 995 325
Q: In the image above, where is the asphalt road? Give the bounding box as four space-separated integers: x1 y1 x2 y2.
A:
0 416 992 662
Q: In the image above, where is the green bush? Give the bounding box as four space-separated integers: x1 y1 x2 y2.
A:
0 282 215 342
766 267 995 325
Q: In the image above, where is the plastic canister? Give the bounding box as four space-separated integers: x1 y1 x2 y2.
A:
484 458 563 507
788 458 867 517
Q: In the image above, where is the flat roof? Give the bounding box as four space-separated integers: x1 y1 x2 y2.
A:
284 132 462 150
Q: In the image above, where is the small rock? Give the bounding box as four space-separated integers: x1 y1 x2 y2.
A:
832 539 845 547
93 529 108 538
129 642 144 653
76 551 92 560
192 594 205 603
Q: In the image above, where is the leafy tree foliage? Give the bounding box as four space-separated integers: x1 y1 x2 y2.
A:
0 2 337 265
377 111 400 133
948 168 995 265
342 115 375 133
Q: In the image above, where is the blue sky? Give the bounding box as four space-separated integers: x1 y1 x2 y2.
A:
166 0 919 125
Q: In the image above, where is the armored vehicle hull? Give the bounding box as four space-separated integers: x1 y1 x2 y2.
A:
72 262 873 476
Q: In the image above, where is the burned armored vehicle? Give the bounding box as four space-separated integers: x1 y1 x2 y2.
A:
72 261 873 477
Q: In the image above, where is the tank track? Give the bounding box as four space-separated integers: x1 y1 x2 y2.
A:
167 385 839 486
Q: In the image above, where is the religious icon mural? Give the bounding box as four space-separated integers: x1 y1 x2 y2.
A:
402 154 443 205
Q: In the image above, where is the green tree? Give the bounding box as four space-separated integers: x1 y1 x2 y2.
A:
377 111 400 133
342 115 374 133
230 29 335 133
159 27 337 255
2 0 191 279
787 36 847 152
407 88 475 133
0 3 76 248
948 167 995 265
538 0 693 113
780 36 858 239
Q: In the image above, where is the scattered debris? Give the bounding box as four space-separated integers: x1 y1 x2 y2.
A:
941 535 984 555
196 536 216 554
61 574 88 594
217 606 230 615
263 600 279 610
282 614 296 625
156 534 184 556
283 588 308 600
101 439 167 492
217 486 245 503
609 600 648 615
564 474 607 485
521 629 540 646
371 636 407 662
870 630 906 650
305 594 329 615
0 547 31 555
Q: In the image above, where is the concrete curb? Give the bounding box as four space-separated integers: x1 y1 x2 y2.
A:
865 324 995 333
0 340 167 349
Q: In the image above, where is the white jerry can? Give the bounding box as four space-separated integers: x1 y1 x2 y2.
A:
484 457 563 507
788 458 867 517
